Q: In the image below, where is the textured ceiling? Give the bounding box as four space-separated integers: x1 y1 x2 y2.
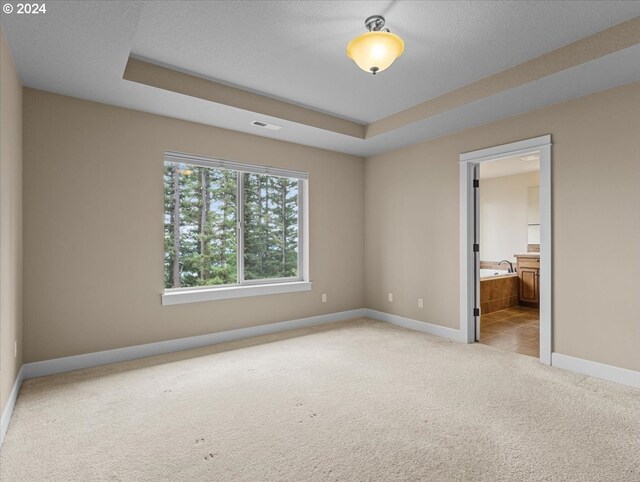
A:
480 155 540 179
1 1 639 156
132 1 640 123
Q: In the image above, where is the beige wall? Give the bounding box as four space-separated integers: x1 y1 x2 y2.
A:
480 171 539 263
22 89 364 362
365 82 640 371
19 81 640 374
0 30 23 414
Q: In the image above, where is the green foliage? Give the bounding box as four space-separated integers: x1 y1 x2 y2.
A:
164 163 238 288
243 174 299 280
164 163 299 289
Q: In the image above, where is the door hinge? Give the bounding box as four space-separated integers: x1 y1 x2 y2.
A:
473 179 479 188
473 308 480 317
473 243 479 252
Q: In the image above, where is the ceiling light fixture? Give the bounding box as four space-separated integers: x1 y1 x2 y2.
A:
347 15 404 75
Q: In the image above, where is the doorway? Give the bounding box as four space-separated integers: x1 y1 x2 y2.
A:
459 136 552 365
477 157 540 357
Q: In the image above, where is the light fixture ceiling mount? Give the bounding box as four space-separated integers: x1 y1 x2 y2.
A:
364 15 386 32
347 15 404 75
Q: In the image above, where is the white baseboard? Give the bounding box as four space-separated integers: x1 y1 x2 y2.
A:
5 312 637 450
552 352 640 389
22 309 367 381
365 309 464 343
1 365 24 447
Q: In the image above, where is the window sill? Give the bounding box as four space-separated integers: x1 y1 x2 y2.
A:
161 281 312 306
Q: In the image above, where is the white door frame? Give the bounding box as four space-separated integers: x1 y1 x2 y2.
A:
459 135 552 365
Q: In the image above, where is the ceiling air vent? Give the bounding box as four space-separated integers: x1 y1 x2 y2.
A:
251 120 282 131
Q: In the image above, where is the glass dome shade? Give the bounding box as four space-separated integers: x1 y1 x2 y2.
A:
347 31 405 74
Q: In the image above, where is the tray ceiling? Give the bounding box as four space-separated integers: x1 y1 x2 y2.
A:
2 1 639 156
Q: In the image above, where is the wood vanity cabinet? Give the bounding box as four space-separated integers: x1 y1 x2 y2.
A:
515 255 539 306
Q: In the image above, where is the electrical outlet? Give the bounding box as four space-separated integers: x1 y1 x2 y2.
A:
321 293 327 303
418 298 424 308
388 293 393 302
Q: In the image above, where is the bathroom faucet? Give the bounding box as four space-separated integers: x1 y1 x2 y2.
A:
498 260 514 273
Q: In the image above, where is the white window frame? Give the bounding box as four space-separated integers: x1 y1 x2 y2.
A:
161 151 311 305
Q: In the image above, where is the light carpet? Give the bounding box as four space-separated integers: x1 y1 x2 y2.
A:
1 319 638 481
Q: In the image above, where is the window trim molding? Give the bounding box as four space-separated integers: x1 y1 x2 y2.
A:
162 151 310 305
161 280 312 305
165 151 308 180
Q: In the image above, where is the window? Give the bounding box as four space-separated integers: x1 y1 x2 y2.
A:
162 152 309 305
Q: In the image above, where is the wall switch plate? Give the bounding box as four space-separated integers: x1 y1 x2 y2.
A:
388 293 393 302
418 298 424 308
14 340 17 357
321 293 327 303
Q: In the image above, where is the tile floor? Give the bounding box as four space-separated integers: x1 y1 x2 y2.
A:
479 306 540 357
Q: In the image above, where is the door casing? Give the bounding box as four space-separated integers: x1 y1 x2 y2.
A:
459 135 552 365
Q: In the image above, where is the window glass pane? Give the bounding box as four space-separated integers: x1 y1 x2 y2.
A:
164 162 237 288
243 173 299 280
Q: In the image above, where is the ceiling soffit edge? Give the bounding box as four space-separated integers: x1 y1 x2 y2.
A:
123 57 367 139
123 17 640 141
366 16 640 137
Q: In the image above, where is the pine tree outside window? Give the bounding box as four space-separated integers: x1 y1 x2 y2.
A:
163 152 308 303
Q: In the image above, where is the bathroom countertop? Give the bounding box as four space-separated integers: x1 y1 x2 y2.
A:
515 252 540 257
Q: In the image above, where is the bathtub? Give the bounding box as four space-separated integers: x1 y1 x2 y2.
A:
480 270 519 314
480 269 515 279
